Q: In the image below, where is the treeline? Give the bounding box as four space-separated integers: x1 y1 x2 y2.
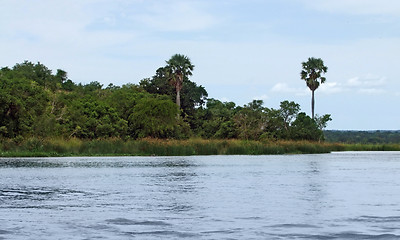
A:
324 130 400 144
0 58 330 142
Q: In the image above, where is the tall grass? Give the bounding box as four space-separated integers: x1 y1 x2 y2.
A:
341 143 400 151
0 137 398 157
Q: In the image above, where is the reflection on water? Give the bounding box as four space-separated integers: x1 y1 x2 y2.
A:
1 152 400 239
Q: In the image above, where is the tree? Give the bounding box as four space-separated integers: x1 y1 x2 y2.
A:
314 114 332 141
195 98 237 139
300 57 328 119
139 65 207 119
314 114 332 130
290 112 323 141
165 54 194 111
279 100 300 132
129 96 179 139
233 100 267 140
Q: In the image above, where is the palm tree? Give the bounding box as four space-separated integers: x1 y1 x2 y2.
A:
165 54 194 110
300 57 328 119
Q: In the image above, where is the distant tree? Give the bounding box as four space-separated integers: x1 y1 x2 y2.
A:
139 65 207 119
0 67 49 137
300 57 328 119
290 112 323 141
195 98 237 139
233 100 267 140
55 69 68 84
129 96 179 139
165 54 194 111
314 114 332 130
279 100 301 132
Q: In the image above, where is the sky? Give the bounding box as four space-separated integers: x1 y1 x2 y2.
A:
1 0 399 130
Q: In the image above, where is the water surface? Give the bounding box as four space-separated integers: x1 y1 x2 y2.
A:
1 152 400 239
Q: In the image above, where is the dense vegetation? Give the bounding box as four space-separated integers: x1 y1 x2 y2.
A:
0 138 345 157
0 57 332 145
324 130 400 144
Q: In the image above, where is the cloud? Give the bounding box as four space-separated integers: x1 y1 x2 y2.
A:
342 75 387 95
346 75 386 87
132 1 218 32
271 83 308 96
319 82 344 94
300 0 400 16
358 88 386 94
272 74 387 96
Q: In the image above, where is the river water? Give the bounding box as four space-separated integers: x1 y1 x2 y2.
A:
1 152 400 239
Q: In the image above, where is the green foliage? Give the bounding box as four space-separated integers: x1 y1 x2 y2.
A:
129 96 179 139
233 100 267 140
300 57 328 91
0 59 332 145
290 113 323 141
139 64 208 119
194 98 237 138
324 130 400 144
315 114 332 130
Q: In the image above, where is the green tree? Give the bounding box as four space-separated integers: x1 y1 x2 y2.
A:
139 67 207 119
314 114 332 141
165 54 194 111
0 66 49 137
129 96 179 139
291 112 323 141
314 114 332 130
279 100 300 132
300 57 328 119
233 100 267 140
195 98 237 138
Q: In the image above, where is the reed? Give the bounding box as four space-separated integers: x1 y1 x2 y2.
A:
0 137 398 157
342 143 400 151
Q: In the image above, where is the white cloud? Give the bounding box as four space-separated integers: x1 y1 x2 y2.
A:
271 83 308 96
300 0 400 16
133 1 218 32
346 75 386 87
358 88 386 94
319 82 345 94
272 74 388 96
339 75 387 95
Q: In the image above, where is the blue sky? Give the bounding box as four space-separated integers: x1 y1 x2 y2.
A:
1 0 399 130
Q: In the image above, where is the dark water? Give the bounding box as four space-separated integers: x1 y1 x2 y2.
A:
1 152 400 239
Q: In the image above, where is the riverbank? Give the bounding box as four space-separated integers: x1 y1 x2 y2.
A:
0 138 399 157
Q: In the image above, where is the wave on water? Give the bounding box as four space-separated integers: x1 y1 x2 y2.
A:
124 230 198 238
269 232 400 239
106 218 172 226
350 215 400 223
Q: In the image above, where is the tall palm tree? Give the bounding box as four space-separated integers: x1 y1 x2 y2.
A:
165 54 194 110
300 57 328 119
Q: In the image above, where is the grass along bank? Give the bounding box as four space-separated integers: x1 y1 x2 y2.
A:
0 138 398 157
0 138 339 157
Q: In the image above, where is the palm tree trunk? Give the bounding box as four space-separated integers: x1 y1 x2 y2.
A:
176 89 181 108
176 89 181 118
175 74 183 118
311 90 315 119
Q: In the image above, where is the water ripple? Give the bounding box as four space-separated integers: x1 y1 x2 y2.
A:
270 232 400 239
124 230 198 238
350 215 400 223
269 223 322 229
106 218 172 226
